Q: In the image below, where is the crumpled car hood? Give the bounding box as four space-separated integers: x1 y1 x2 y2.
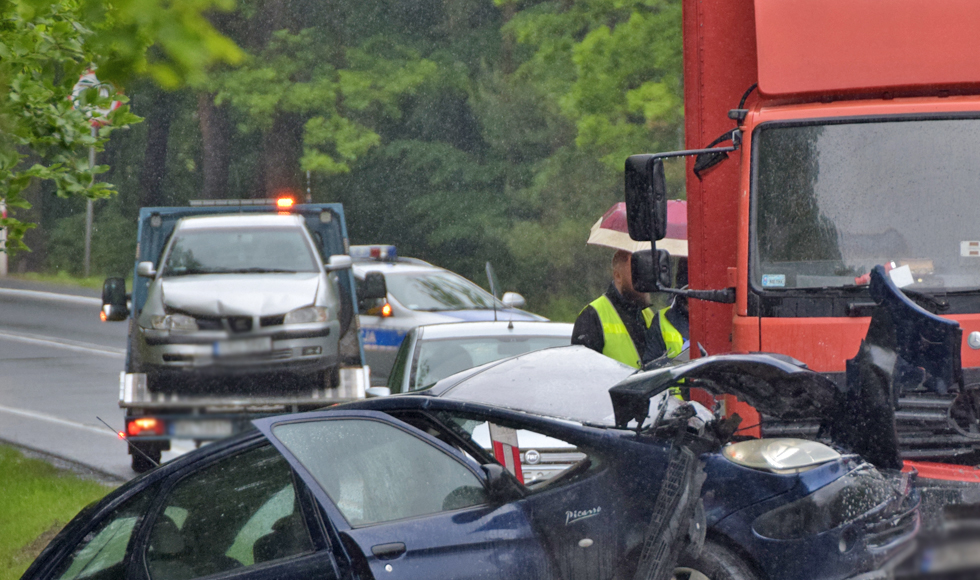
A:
609 354 838 430
161 273 320 316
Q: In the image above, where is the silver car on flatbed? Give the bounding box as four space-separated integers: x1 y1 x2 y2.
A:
133 213 354 391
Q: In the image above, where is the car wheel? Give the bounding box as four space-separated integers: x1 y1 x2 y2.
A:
674 540 760 580
131 443 162 473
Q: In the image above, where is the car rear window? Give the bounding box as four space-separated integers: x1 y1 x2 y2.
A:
412 336 571 390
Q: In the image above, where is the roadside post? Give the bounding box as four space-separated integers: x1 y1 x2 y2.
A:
71 70 122 277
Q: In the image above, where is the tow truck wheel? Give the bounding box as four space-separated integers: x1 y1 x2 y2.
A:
673 540 760 580
131 444 162 473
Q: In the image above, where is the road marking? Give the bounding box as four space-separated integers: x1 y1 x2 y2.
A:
0 405 119 437
0 329 125 358
0 287 101 306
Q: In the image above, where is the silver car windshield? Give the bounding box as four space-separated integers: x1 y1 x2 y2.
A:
412 335 572 391
754 118 980 292
385 271 498 311
162 227 320 276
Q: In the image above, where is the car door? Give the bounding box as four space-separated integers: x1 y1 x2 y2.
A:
253 410 557 580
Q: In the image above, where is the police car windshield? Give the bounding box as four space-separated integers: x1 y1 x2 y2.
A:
385 271 498 311
163 227 319 276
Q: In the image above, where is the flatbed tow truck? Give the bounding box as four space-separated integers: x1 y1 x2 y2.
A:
102 199 377 471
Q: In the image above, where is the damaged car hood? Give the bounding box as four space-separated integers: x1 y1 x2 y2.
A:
160 273 320 316
608 354 838 430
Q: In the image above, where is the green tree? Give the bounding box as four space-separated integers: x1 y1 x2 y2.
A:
0 0 242 252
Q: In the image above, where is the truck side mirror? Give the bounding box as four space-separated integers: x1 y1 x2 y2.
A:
360 271 387 301
625 155 668 242
101 277 129 321
631 249 672 293
325 255 353 271
137 261 156 278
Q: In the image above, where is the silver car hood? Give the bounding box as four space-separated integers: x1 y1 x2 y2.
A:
161 273 320 316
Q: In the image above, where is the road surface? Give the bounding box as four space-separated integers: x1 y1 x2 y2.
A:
0 278 189 481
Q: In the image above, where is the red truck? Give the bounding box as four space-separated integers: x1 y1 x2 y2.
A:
628 0 980 485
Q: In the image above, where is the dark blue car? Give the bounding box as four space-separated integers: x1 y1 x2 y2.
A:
22 345 916 580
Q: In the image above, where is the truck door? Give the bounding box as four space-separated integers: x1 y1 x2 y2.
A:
253 411 556 580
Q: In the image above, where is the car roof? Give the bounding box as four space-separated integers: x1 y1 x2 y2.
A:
351 261 446 276
177 213 305 230
417 321 572 340
423 345 635 425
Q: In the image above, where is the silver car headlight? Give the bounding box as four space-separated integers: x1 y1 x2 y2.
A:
284 306 329 325
150 314 198 333
723 438 841 474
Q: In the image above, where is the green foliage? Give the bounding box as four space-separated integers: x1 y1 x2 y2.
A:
1 0 241 254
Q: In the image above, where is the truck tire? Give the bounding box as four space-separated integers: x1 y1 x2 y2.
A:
131 443 162 473
674 540 760 580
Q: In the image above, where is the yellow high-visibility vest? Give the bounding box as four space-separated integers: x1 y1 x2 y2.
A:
585 295 654 369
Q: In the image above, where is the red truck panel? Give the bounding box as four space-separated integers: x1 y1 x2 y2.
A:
755 0 980 98
683 0 756 356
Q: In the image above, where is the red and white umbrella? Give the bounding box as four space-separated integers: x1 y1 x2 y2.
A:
587 201 687 257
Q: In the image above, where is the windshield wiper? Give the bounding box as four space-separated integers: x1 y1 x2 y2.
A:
225 268 302 274
900 288 950 312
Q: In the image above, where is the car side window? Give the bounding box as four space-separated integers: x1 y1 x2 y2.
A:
386 329 415 393
145 444 313 580
271 418 488 527
52 487 158 580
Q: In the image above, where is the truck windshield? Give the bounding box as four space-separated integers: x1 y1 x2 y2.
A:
753 118 980 292
162 227 319 276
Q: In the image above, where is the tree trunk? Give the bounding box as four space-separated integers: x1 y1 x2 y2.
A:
138 91 174 206
198 93 231 200
260 112 304 198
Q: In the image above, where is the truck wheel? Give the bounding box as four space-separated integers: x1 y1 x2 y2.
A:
131 443 162 473
674 540 760 580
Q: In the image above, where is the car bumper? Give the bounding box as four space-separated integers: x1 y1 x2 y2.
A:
137 321 339 375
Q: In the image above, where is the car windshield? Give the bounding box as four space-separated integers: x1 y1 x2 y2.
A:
753 118 980 292
385 271 498 311
162 227 319 276
411 335 571 391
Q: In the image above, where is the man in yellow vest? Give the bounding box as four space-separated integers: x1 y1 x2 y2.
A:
644 293 689 362
572 250 655 369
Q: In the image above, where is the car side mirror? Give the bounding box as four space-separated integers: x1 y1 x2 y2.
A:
360 271 387 301
325 255 353 271
136 261 156 278
481 463 525 503
625 155 668 242
101 277 129 321
501 292 525 309
631 249 672 292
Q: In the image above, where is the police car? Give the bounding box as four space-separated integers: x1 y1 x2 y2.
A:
351 245 545 384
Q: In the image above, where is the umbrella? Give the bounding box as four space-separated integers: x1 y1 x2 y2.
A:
587 201 687 257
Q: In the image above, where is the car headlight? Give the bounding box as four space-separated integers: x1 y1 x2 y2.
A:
723 438 841 474
150 314 198 333
284 306 328 324
752 466 898 540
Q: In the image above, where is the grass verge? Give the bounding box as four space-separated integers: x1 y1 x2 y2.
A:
7 271 111 291
0 445 114 580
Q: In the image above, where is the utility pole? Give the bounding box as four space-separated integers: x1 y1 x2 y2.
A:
84 125 95 277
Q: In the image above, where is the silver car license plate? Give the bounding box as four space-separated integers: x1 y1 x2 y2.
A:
172 419 233 438
213 336 272 357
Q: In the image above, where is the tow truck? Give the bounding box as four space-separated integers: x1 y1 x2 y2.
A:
101 198 378 471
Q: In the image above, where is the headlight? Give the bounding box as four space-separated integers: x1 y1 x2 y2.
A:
723 438 841 474
753 466 898 540
150 314 198 333
284 306 329 324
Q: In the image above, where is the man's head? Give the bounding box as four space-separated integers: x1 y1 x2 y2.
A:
612 250 649 306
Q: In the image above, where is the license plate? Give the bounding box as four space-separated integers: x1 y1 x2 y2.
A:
172 419 233 439
213 336 272 357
